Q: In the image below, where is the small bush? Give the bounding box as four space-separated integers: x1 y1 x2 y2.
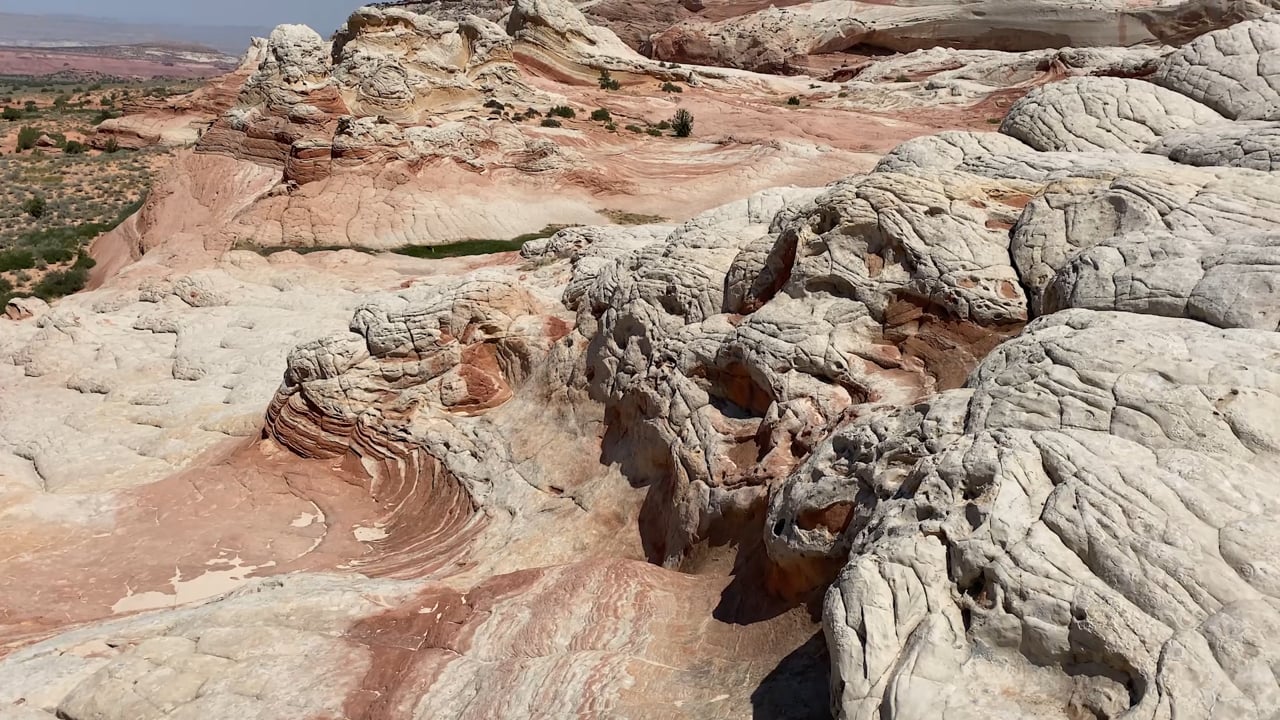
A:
38 244 74 264
63 140 87 155
92 109 117 125
523 107 541 118
645 127 662 137
32 265 90 301
540 118 562 128
598 70 621 91
604 122 617 132
16 125 40 151
23 100 37 113
104 137 121 153
786 96 800 105
625 124 644 133
483 98 504 110
671 108 694 138
549 105 575 119
590 108 612 122
1 106 19 121
655 120 671 131
660 82 683 94
22 195 46 218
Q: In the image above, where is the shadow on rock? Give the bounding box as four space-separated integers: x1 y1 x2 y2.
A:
751 631 831 720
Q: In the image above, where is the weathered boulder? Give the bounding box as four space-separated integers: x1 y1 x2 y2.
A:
1010 164 1280 313
1044 229 1280 329
1148 120 1280 170
1152 14 1280 120
999 76 1225 152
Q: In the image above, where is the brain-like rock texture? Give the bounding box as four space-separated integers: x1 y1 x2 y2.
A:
1044 229 1280 328
1010 163 1280 312
1000 76 1225 152
770 309 1280 718
1149 120 1280 170
1153 14 1280 120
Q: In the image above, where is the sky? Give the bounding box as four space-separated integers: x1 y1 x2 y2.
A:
0 0 359 32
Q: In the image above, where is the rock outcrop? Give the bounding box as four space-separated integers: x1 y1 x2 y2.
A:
7 5 1280 720
650 0 1280 71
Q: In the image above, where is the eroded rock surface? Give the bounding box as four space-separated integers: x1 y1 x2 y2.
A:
6 6 1280 720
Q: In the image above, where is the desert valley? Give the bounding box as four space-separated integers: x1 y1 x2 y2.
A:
2 0 1280 718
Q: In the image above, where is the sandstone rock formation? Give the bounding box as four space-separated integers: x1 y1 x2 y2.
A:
6 5 1280 720
649 0 1280 72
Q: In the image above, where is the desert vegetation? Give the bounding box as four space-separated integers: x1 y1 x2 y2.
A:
0 73 170 306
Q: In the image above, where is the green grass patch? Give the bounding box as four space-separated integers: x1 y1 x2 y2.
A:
235 243 377 256
393 225 570 260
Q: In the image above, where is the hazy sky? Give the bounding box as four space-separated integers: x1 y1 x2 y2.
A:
0 0 358 32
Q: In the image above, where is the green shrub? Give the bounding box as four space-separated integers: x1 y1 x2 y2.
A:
22 195 46 218
92 109 117 125
23 100 37 113
671 108 694 138
625 124 644 133
655 120 671 130
660 82 683 93
598 70 621 91
16 125 40 151
645 127 662 137
32 265 89 301
104 136 120 153
549 105 575 119
540 117 562 128
0 276 12 295
787 96 800 105
604 122 617 131
38 244 75 264
1 106 19 121
590 108 612 122
0 249 36 272
63 140 87 155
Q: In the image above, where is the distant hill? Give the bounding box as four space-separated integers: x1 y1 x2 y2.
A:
0 12 272 55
